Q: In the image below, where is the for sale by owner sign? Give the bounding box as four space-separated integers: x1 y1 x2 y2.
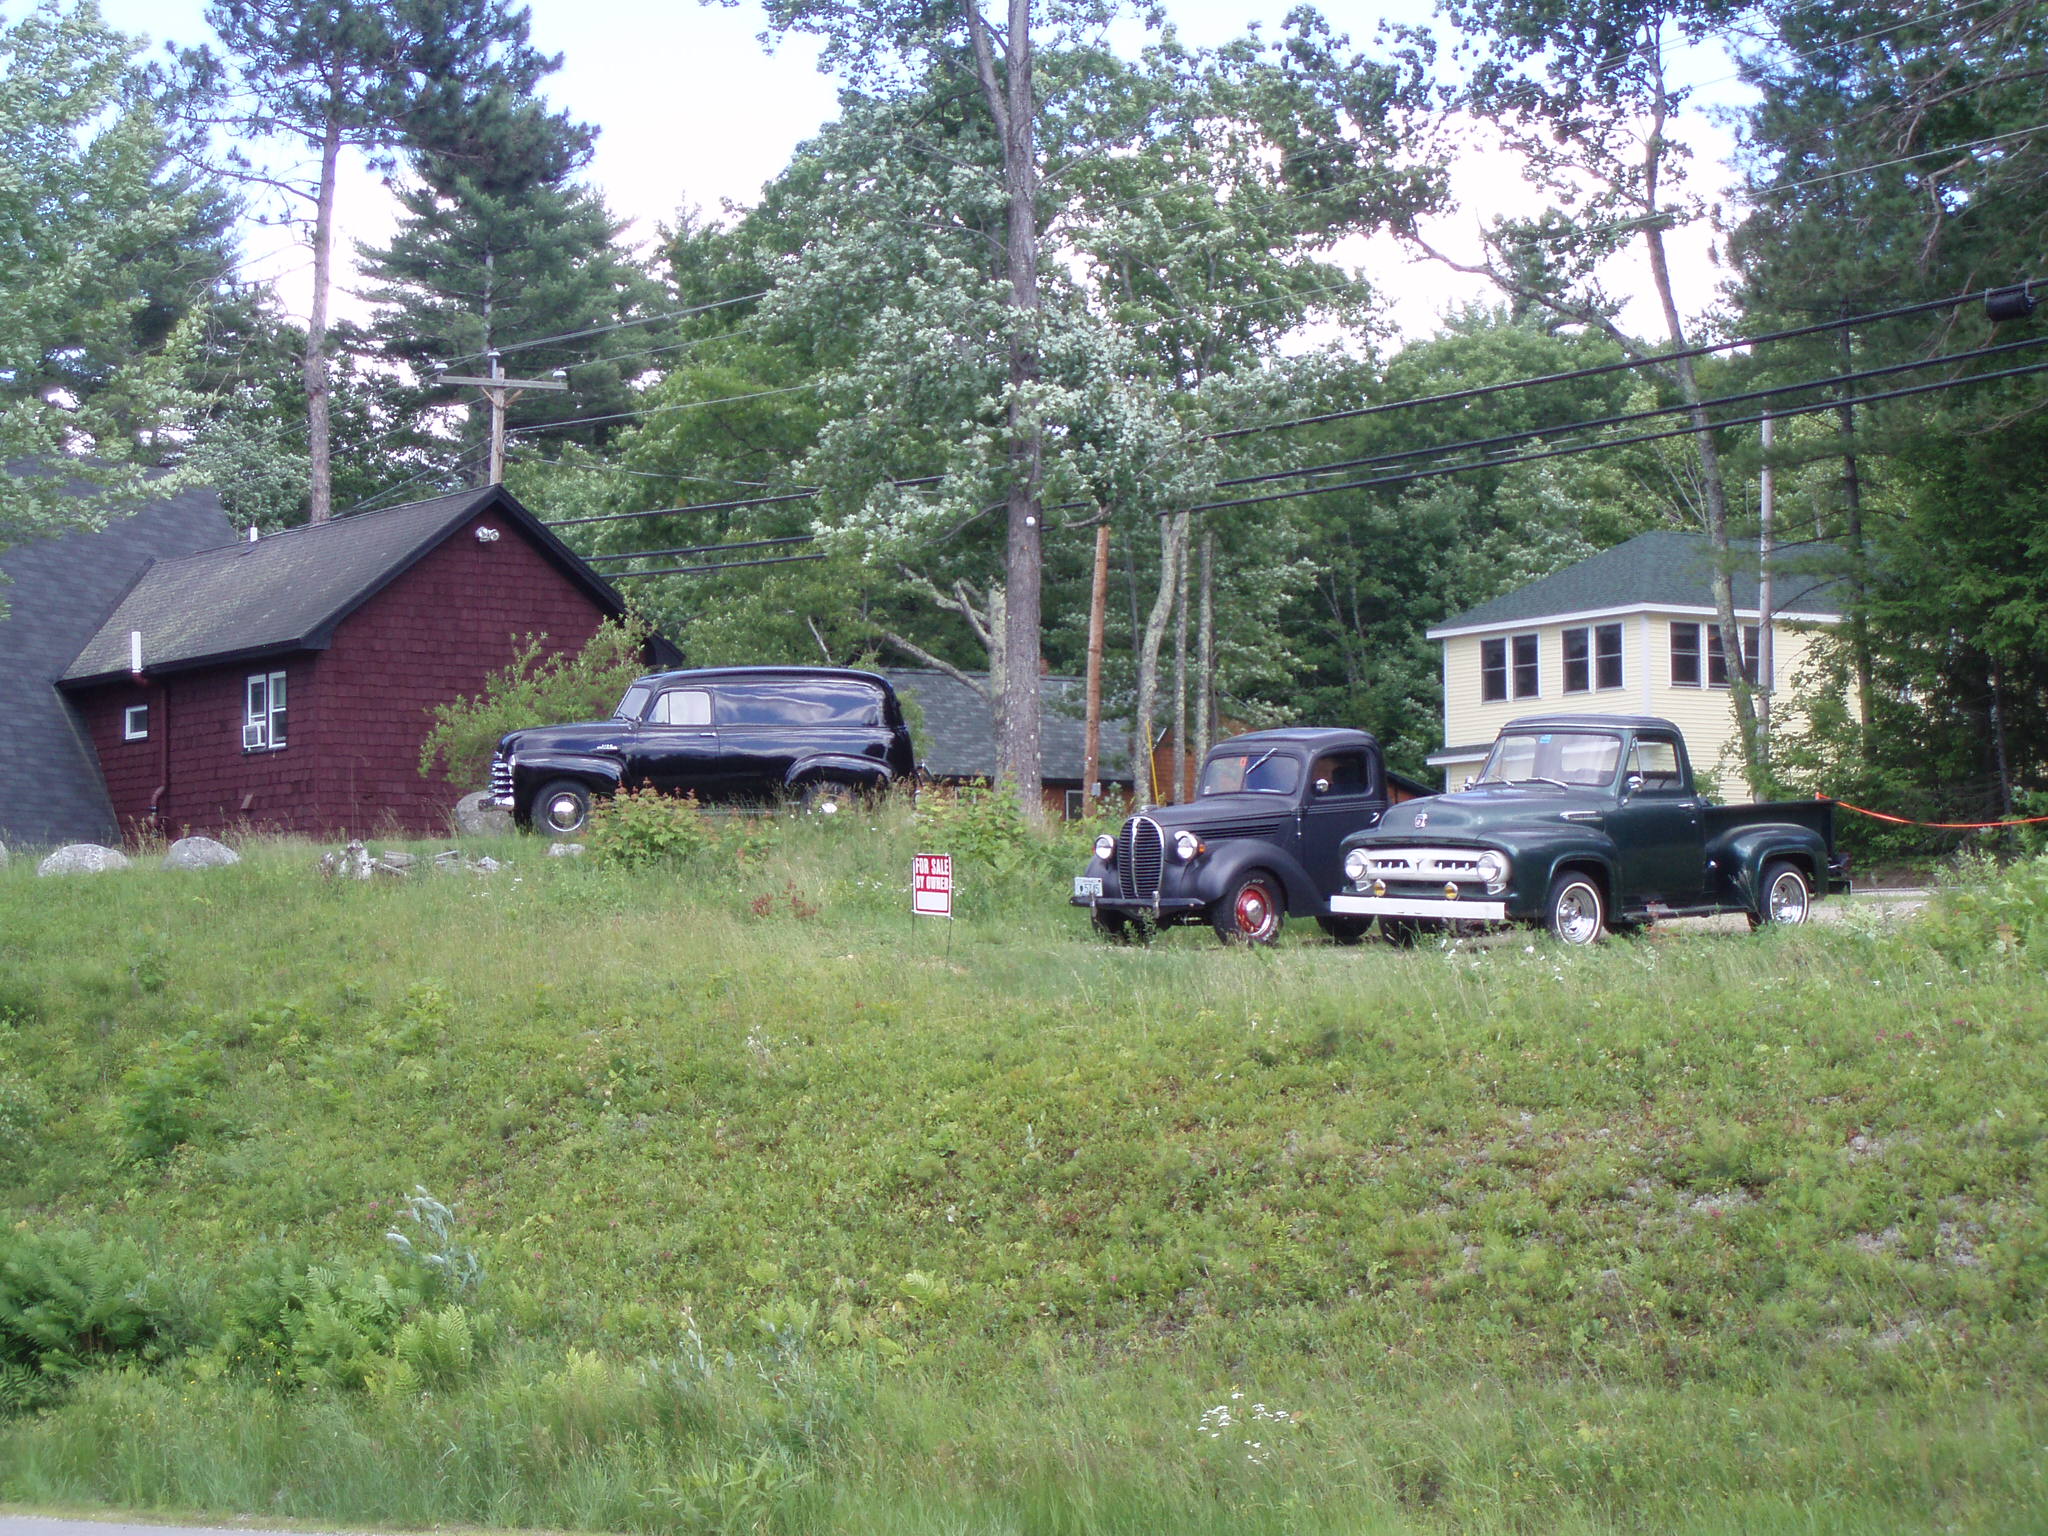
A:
912 852 953 917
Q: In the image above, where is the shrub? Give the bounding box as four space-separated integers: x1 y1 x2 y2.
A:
586 788 714 869
113 1032 226 1165
417 617 655 789
1920 851 2048 962
0 1230 175 1411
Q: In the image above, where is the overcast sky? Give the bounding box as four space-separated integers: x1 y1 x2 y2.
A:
90 0 1750 341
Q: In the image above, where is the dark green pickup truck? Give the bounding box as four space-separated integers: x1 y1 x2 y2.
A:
1330 714 1850 944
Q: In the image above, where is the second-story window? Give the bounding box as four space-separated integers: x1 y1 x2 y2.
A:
1481 633 1541 702
1564 623 1623 692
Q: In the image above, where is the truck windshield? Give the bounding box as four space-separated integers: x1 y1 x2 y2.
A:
1474 731 1622 787
1200 750 1301 796
614 683 653 721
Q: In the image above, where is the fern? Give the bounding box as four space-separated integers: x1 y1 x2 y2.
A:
0 1229 171 1408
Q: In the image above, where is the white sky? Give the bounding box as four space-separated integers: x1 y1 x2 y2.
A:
91 0 1754 342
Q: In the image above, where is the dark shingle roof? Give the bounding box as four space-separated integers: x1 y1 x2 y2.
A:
883 669 1132 784
1431 531 1845 634
0 479 236 847
61 486 629 684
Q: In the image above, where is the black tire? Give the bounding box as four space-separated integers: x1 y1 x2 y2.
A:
1090 908 1132 942
532 778 593 838
1378 917 1445 947
797 778 860 815
1317 915 1373 945
1545 871 1606 945
1750 859 1812 930
1211 870 1285 945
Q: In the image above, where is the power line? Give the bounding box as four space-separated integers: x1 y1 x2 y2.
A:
607 553 828 578
1211 331 2048 492
584 535 816 562
1209 278 2037 441
1761 118 2048 197
548 488 822 526
436 291 771 367
1182 353 2048 515
507 381 816 437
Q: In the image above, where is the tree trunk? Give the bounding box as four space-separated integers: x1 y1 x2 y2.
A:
1836 327 1876 746
1195 529 1214 770
1172 516 1190 801
304 115 342 523
1081 521 1110 811
1133 512 1185 807
968 0 1045 816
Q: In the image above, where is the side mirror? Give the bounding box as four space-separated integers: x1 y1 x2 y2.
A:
1313 777 1331 795
1625 772 1644 797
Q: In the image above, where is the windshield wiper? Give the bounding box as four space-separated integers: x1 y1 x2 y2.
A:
1511 775 1571 789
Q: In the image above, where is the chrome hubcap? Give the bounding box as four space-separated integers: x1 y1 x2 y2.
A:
1235 886 1276 939
1555 883 1600 943
1768 872 1808 923
547 794 581 829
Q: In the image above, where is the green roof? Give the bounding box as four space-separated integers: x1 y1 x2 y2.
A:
1430 531 1846 635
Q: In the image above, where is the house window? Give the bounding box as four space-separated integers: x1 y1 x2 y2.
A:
244 670 287 751
1481 633 1540 703
1563 623 1624 693
123 703 149 741
1064 789 1085 821
1672 623 1761 688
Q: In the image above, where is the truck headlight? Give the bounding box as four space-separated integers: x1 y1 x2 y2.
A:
1476 850 1508 893
1173 830 1203 861
1343 848 1369 885
1094 834 1116 862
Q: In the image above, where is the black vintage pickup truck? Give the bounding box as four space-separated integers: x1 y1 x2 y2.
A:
1329 714 1849 944
1071 727 1432 943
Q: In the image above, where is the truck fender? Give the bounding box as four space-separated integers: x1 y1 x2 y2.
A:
783 753 894 792
1197 840 1319 915
513 753 624 794
1711 825 1827 904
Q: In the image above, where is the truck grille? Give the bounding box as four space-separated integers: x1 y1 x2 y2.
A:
1196 817 1287 842
1118 815 1165 899
489 752 514 800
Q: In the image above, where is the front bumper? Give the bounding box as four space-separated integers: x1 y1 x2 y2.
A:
1071 894 1208 918
1329 892 1508 921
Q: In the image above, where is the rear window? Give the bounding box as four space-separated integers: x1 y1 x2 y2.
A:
716 679 884 727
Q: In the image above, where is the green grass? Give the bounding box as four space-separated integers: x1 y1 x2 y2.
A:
0 806 2043 1533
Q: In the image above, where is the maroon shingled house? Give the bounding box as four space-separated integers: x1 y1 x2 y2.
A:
56 485 670 840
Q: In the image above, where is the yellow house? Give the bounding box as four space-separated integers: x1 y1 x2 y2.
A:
1426 531 1843 801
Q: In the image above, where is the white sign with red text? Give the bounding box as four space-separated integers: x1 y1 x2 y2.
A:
912 852 953 918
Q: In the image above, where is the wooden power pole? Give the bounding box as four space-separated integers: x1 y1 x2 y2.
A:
436 349 568 484
1081 521 1111 812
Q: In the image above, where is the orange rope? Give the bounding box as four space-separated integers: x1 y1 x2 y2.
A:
1824 795 2048 830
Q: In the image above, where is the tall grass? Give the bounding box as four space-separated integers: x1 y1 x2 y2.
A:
0 810 2042 1532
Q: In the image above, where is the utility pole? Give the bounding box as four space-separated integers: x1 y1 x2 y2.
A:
1757 412 1775 761
1081 521 1111 813
435 349 568 485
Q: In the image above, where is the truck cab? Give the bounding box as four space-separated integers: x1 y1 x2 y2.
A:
1071 727 1430 943
1330 715 1848 943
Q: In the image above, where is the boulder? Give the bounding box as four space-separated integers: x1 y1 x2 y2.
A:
470 855 504 875
163 835 239 871
546 842 585 858
454 791 514 837
37 844 130 876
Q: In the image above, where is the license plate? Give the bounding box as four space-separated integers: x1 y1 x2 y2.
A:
1073 876 1103 899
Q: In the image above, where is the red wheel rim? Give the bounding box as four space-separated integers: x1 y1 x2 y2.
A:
1234 883 1276 939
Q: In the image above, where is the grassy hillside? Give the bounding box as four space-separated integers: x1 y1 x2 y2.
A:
0 805 2043 1534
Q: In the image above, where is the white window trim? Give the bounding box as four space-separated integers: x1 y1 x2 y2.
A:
243 669 288 752
123 703 149 741
1431 602 1839 641
1480 632 1542 704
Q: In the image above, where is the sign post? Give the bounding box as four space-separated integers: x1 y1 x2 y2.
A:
912 852 953 918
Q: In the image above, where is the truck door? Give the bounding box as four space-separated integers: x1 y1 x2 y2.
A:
1300 749 1383 894
635 687 723 799
1610 732 1707 905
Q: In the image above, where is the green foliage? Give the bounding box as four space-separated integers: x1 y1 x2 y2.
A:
584 788 715 870
113 1031 226 1165
0 1230 173 1410
417 618 653 788
1921 854 2048 964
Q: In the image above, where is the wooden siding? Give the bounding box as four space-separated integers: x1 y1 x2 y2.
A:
1438 612 1836 801
72 510 613 840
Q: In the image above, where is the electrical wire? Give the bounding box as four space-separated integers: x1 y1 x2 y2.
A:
606 553 828 578
435 291 771 367
1181 353 2048 515
584 535 816 562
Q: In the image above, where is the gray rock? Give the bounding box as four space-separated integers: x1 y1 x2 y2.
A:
0 841 9 870
163 835 239 870
320 840 373 880
37 844 131 876
546 842 585 858
454 791 515 837
434 849 465 870
373 850 418 877
470 855 503 875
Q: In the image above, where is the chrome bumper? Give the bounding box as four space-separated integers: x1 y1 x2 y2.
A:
1329 893 1508 921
